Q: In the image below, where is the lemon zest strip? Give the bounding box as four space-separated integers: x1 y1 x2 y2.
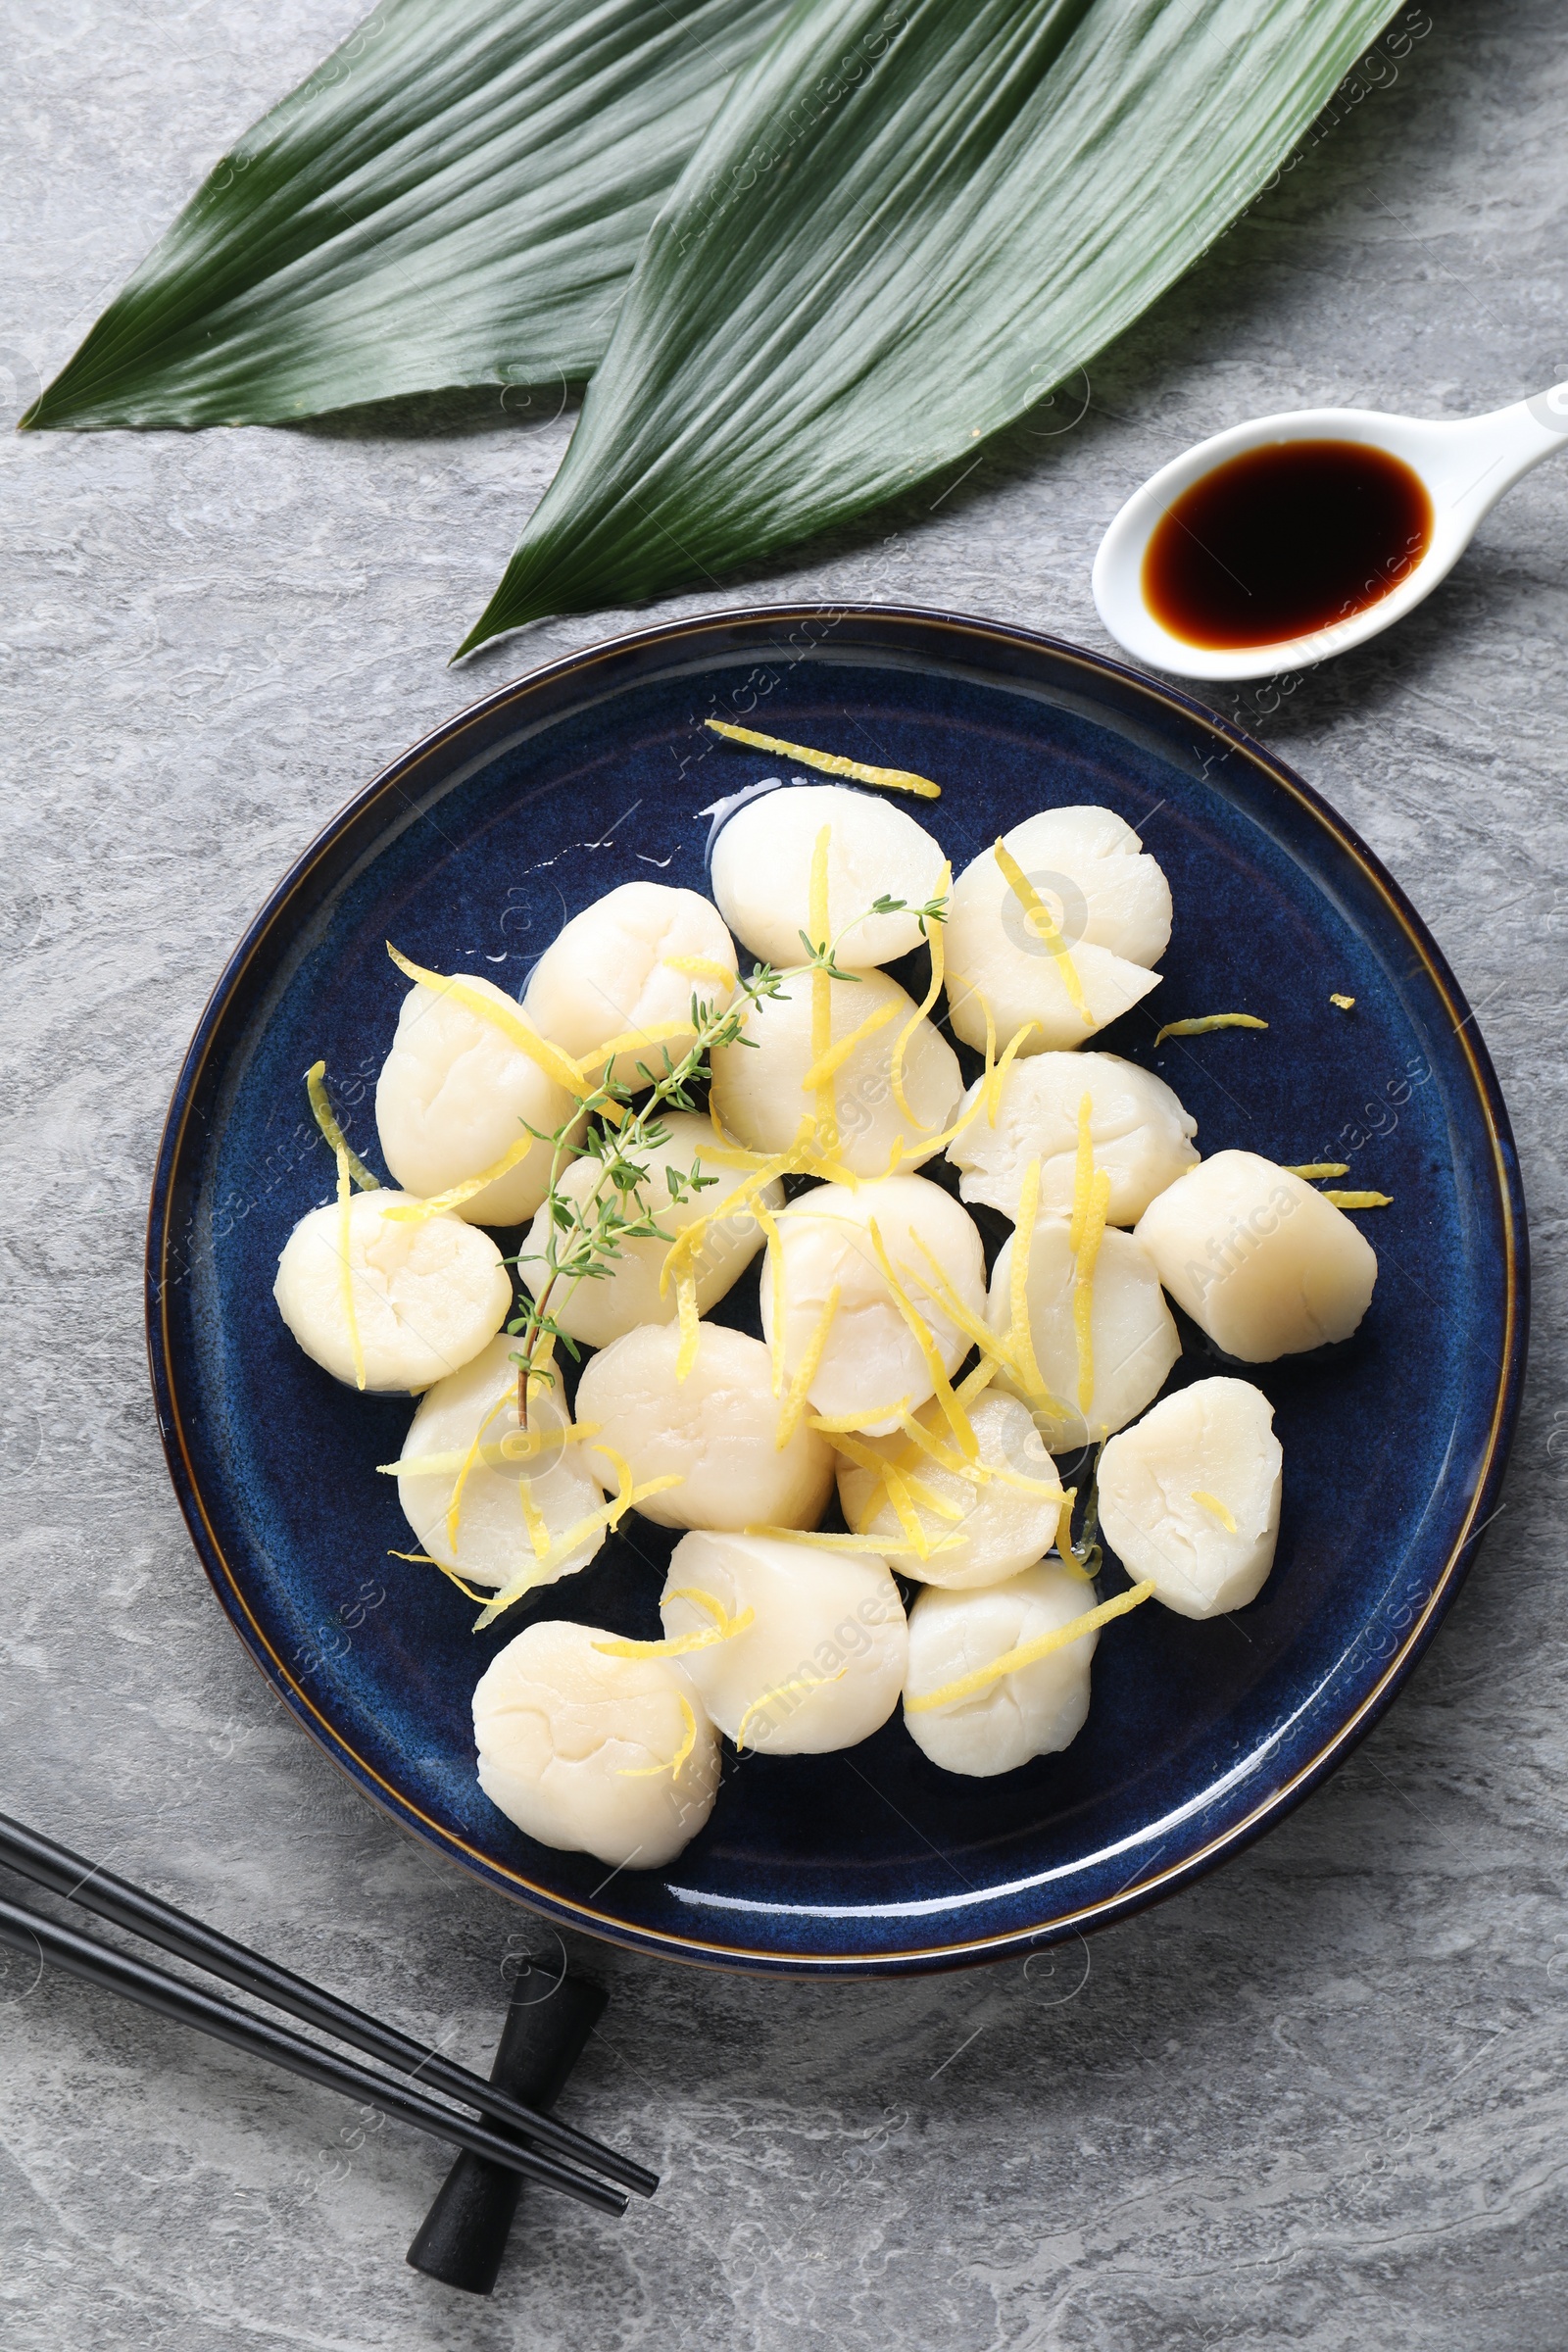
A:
1006 1159 1051 1408
866 1218 975 1460
801 998 900 1094
382 1132 539 1224
883 1411 982 1505
704 1098 863 1192
830 1425 962 1550
702 1102 792 1170
891 1410 986 1485
1324 1190 1393 1208
979 995 999 1119
990 1465 1070 1503
690 1140 775 1172
662 955 738 990
310 1061 370 1391
992 840 1092 1029
1072 1168 1112 1416
1152 1013 1268 1047
386 943 603 1106
473 1449 684 1627
956 1355 1002 1406
906 1581 1155 1713
888 858 951 1124
575 1020 695 1074
667 1586 738 1625
660 1118 810 1298
736 1666 849 1752
520 1478 554 1561
800 1149 866 1188
756 1202 788 1397
887 1369 1059 1506
906 1233 1014 1379
381 1415 605 1480
824 1428 893 1488
1052 1487 1098 1583
776 1284 839 1448
894 1420 990 1494
618 1694 699 1781
891 1396 1061 1503
398 1554 504 1606
594 1604 755 1661
853 1443 964 1540
1069 1094 1095 1257
806 1396 913 1434
747 1525 955 1553
980 1016 1040 1130
381 1441 545 1480
387 1545 506 1607
704 1104 862 1193
331 1147 367 1394
878 1466 937 1556
890 1466 964 1524
893 1373 1067 1505
1192 1490 1237 1533
472 1471 685 1626
1330 993 1356 1010
445 1380 514 1551
821 1430 932 1550
704 718 940 800
674 1272 701 1382
306 1062 379 1190
891 1036 1031 1170
1283 1162 1350 1179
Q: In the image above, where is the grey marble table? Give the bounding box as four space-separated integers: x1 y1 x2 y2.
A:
3 3 1565 2345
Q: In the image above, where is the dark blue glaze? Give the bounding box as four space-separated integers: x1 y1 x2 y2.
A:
147 607 1527 1977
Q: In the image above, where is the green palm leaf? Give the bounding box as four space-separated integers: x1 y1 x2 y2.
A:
24 0 786 431
461 0 1398 654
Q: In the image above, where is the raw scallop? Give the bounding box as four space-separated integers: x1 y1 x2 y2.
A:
1135 1150 1377 1360
376 969 580 1225
710 783 946 969
709 964 961 1173
944 808 1169 1054
517 1110 782 1351
987 1217 1179 1451
473 1620 719 1868
523 881 738 1089
273 1191 511 1393
835 1392 1063 1589
1098 1376 1283 1618
575 1322 834 1532
903 1561 1098 1777
661 1530 906 1755
396 1333 608 1591
760 1174 987 1434
948 1051 1197 1225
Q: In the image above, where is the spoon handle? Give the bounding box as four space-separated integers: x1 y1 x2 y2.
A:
1436 381 1568 518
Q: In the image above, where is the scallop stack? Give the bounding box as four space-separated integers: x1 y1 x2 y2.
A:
271 769 1382 1870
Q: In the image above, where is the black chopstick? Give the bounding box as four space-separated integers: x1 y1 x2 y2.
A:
0 1891 627 2216
0 1813 654 2200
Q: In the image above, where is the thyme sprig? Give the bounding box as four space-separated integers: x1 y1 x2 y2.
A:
506 968 785 1421
507 883 949 1424
796 889 949 982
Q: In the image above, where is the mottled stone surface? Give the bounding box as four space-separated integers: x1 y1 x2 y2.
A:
3 2 1566 2344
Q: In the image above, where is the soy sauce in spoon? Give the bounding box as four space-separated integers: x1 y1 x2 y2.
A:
1141 440 1433 651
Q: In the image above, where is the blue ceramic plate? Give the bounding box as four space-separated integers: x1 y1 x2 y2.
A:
147 606 1526 1978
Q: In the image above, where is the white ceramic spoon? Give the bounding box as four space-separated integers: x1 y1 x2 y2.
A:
1093 382 1568 683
